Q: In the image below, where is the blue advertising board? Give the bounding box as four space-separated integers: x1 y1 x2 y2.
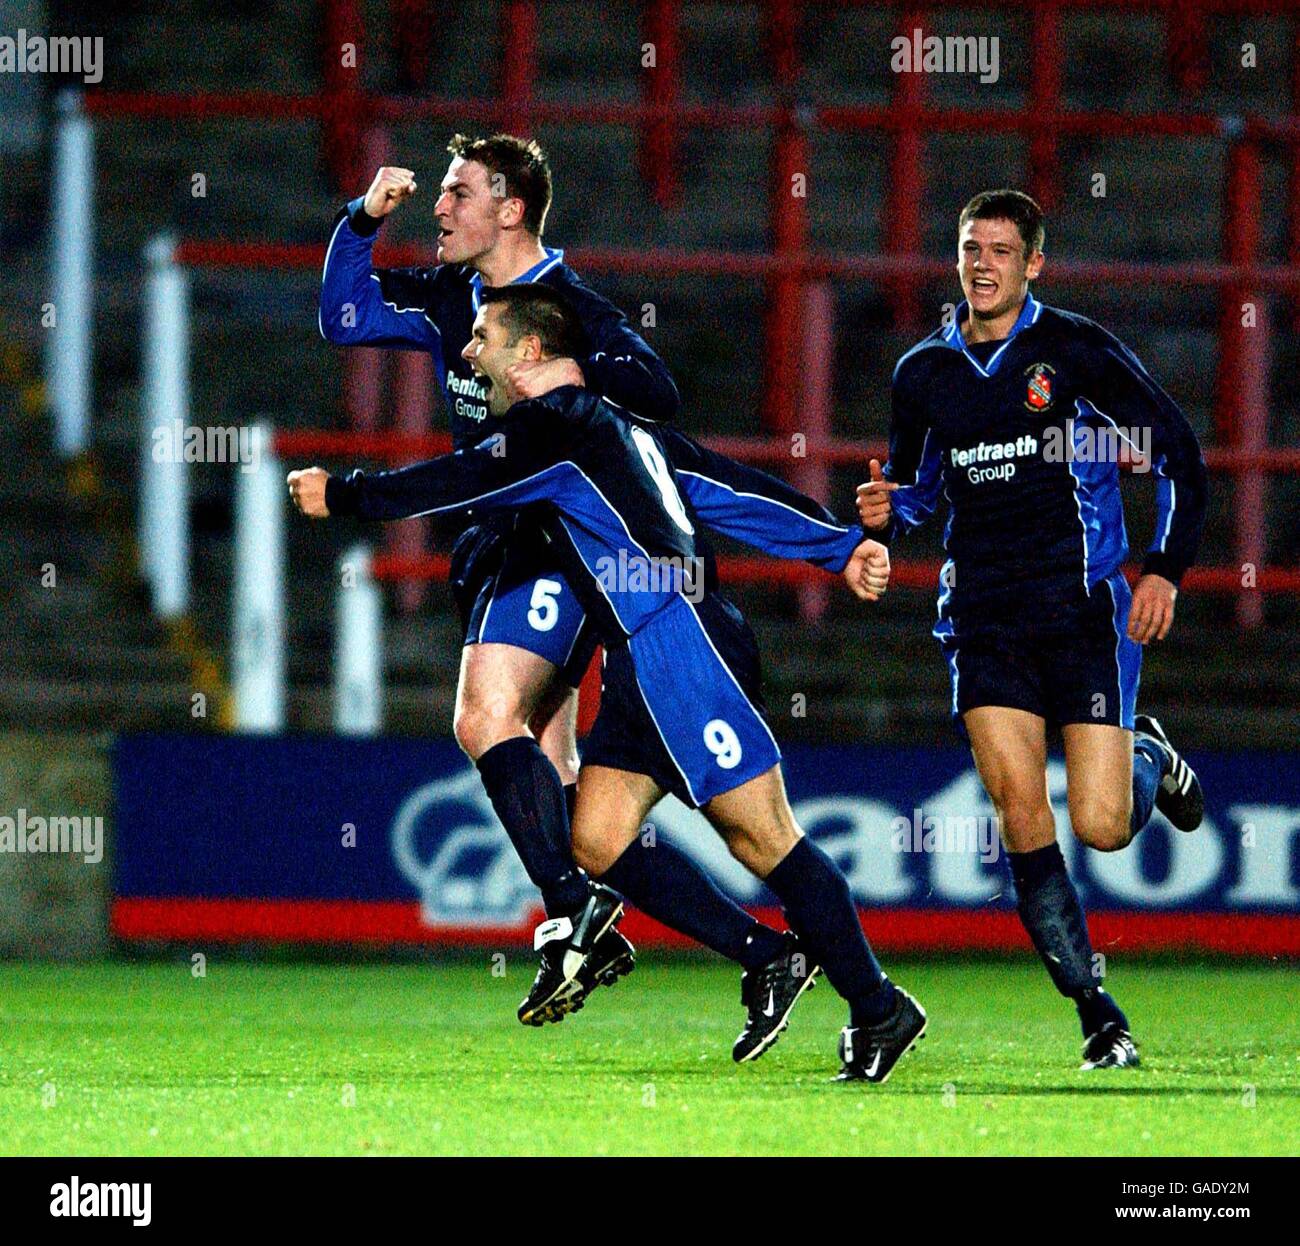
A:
111 735 1300 953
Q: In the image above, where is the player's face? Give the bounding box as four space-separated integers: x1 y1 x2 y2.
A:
462 305 535 417
957 217 1043 322
434 157 511 265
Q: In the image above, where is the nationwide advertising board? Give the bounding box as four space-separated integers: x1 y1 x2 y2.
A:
111 735 1300 954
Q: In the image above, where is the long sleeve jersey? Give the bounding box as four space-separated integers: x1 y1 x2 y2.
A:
883 295 1208 635
325 387 863 643
319 200 680 449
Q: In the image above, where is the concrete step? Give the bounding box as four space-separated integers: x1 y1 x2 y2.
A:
5 637 192 682
0 676 202 732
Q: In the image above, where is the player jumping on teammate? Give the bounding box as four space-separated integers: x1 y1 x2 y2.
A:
292 285 927 1082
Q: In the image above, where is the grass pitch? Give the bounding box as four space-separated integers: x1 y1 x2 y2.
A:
0 958 1293 1156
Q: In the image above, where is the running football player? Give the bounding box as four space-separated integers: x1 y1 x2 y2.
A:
856 189 1208 1070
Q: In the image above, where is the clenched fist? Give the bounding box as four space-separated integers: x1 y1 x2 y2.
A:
843 538 891 602
363 166 417 219
855 458 898 532
287 467 331 519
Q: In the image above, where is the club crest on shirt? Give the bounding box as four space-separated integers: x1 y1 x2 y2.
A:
1024 362 1055 412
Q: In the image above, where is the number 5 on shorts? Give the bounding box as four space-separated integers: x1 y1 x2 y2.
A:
527 578 562 632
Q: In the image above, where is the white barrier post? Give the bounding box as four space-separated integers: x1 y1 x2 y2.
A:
335 544 383 736
139 233 190 619
231 423 285 731
47 89 95 458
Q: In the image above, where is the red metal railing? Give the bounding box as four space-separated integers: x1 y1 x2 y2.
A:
169 228 1298 624
271 428 1300 595
361 551 1300 596
269 427 1300 476
80 0 1300 625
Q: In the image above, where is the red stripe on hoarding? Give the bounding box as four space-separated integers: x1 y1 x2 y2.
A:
111 898 540 946
111 898 1300 955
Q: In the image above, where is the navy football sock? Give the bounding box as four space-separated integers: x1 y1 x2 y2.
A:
1130 737 1165 835
475 738 588 918
764 836 894 1027
1009 842 1100 1000
1074 986 1129 1038
600 836 785 968
564 783 578 823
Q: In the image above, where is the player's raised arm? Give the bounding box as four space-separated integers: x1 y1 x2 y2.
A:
318 167 442 353
660 427 864 572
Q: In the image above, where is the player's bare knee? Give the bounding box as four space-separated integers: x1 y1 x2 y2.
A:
452 703 491 758
717 823 759 869
453 695 527 760
723 821 797 877
1071 800 1132 852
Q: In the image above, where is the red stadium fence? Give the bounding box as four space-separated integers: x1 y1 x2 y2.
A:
42 1 1300 646
133 228 1298 682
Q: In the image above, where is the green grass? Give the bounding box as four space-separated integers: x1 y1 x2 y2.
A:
0 959 1294 1156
